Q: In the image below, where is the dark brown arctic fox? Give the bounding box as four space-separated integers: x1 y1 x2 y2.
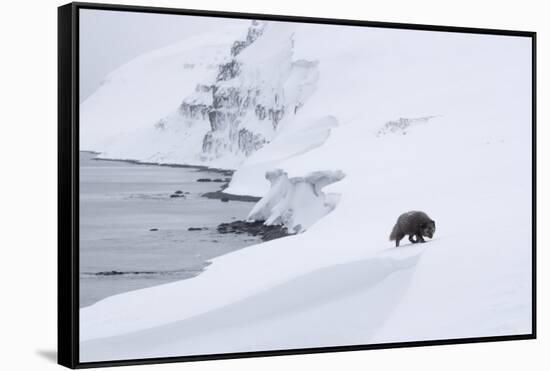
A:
390 211 436 247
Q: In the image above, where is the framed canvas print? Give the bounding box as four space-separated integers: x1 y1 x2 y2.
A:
58 2 536 368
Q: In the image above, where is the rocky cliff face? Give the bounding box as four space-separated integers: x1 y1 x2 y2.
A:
155 20 320 165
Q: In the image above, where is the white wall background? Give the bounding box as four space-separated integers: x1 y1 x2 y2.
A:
0 0 546 370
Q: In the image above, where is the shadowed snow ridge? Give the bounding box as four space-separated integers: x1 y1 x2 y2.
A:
80 252 422 361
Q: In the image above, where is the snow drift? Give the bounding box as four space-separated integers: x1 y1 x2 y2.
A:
79 17 533 362
247 169 345 233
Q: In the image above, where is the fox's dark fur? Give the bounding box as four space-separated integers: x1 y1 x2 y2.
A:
390 211 436 247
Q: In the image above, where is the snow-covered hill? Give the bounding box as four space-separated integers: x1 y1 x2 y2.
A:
79 20 532 361
82 21 321 168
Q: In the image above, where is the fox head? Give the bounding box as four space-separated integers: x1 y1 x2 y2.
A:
421 220 436 238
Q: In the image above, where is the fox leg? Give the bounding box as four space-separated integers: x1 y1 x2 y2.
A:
409 235 418 243
396 233 405 247
416 234 426 243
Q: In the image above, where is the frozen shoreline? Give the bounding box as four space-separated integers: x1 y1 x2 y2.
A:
79 151 266 307
88 151 262 203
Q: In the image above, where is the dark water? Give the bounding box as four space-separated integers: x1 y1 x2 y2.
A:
79 152 260 308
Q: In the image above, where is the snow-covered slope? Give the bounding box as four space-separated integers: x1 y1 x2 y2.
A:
83 21 321 168
79 21 532 361
80 25 248 152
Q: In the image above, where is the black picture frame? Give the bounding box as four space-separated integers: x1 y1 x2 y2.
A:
58 2 537 369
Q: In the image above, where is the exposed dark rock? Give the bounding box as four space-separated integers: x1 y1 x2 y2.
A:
197 178 212 182
179 102 210 120
201 132 214 153
188 227 203 231
213 178 224 182
230 40 248 57
221 198 229 202
94 270 125 276
202 190 260 202
149 228 159 231
217 59 241 81
376 116 437 137
238 128 266 156
170 194 185 198
208 110 236 131
255 104 267 120
230 20 266 57
174 190 183 194
217 220 290 241
268 106 285 129
212 86 242 109
90 270 159 276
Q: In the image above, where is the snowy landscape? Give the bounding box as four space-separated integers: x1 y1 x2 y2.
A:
79 10 532 362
